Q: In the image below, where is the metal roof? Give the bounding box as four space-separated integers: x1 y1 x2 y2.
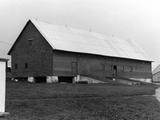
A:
31 19 151 61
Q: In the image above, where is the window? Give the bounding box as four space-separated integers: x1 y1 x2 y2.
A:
15 64 18 69
25 63 28 69
28 38 33 46
29 40 33 46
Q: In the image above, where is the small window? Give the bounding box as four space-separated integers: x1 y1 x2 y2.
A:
28 38 33 46
25 63 28 69
29 40 33 46
15 64 18 69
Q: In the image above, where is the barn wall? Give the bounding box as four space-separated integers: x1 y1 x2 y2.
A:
53 50 152 81
77 53 151 80
53 51 77 76
10 21 53 77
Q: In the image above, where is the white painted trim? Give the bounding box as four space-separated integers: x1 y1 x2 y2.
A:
0 61 6 113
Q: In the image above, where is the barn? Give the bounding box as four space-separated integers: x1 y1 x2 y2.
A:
8 19 152 83
153 64 160 83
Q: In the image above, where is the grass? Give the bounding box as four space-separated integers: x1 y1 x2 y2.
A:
4 81 160 120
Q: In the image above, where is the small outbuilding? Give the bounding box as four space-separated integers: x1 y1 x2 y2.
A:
153 64 160 82
0 58 8 115
8 19 152 83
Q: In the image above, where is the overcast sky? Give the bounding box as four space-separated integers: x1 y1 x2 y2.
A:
0 0 160 68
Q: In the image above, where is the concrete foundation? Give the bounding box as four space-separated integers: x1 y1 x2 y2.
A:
46 76 58 83
27 77 34 83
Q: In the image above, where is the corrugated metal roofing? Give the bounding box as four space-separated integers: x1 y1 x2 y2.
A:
31 19 151 61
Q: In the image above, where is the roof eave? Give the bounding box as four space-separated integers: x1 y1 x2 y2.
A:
53 49 152 62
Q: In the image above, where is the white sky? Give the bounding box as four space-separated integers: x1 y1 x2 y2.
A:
0 0 160 68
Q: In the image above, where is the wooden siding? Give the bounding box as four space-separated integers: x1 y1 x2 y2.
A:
10 21 53 77
53 50 152 81
53 51 77 76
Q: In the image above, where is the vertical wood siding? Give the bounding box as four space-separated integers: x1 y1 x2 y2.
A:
10 22 53 77
53 50 152 81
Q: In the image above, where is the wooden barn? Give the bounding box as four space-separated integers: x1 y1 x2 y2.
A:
8 19 152 83
153 64 160 83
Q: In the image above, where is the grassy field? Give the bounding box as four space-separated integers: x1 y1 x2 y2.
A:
4 81 160 120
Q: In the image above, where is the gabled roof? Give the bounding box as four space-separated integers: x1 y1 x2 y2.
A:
8 19 152 61
153 64 160 74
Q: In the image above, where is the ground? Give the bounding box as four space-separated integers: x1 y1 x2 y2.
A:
4 81 160 120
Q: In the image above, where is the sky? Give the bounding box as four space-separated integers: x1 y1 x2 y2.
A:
0 0 160 69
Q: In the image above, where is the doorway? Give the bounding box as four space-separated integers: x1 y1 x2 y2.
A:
113 65 117 78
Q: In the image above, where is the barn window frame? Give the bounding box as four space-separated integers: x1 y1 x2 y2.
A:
28 38 33 46
25 63 28 69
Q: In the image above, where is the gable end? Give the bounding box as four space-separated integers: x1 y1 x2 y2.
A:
8 20 53 55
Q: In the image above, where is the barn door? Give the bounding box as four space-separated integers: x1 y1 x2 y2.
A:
71 62 77 75
113 65 117 78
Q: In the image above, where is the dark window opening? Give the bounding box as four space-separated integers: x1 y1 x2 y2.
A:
15 64 18 69
25 63 28 69
113 65 117 70
35 76 46 83
113 65 117 77
58 76 73 83
28 39 33 46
